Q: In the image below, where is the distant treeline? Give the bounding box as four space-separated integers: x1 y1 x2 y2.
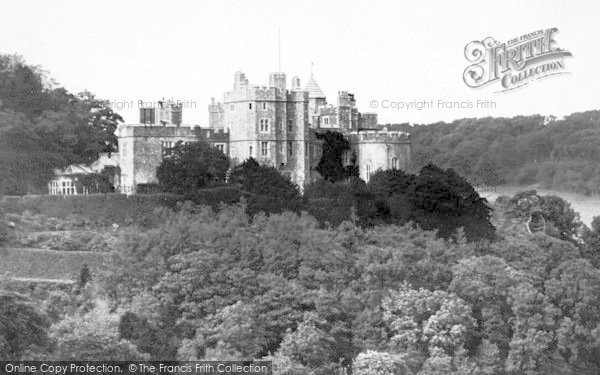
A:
389 111 600 195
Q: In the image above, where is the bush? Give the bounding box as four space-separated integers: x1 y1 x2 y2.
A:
0 187 247 229
304 178 371 227
185 186 242 208
157 141 229 194
16 231 114 252
231 158 303 216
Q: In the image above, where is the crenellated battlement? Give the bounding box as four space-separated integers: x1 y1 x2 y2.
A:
222 84 308 103
224 87 280 102
116 123 197 138
348 128 411 144
117 123 230 141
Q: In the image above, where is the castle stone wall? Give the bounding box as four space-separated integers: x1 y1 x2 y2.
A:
117 125 213 193
349 130 411 182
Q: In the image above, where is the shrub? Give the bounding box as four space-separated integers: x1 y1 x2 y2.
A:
0 194 181 225
231 158 303 216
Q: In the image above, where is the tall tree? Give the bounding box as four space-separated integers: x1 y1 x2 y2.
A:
157 140 229 194
230 158 302 215
0 54 124 194
315 131 355 182
409 164 495 241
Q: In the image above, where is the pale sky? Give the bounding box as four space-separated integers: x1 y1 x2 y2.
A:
0 0 598 125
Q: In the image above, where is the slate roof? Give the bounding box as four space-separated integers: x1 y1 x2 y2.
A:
304 75 326 99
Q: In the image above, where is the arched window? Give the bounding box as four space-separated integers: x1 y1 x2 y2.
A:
365 163 371 181
391 157 398 169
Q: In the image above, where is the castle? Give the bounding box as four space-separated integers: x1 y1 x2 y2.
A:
115 71 411 193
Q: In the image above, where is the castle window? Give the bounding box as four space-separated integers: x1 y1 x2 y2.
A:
230 104 234 111
122 143 127 158
140 108 155 124
324 117 329 125
261 142 269 156
215 144 225 153
288 141 293 157
288 120 293 132
249 103 252 110
249 146 253 157
262 102 267 110
260 119 269 132
365 163 372 182
391 157 398 169
161 141 174 157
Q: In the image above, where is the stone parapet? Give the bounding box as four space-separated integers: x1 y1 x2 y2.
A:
347 129 411 143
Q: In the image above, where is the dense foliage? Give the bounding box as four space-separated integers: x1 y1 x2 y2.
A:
392 111 600 194
498 190 583 243
157 141 229 194
315 131 358 182
230 158 303 216
156 149 303 215
0 54 122 195
0 290 50 359
157 139 497 241
73 166 119 194
306 164 495 242
2 188 600 374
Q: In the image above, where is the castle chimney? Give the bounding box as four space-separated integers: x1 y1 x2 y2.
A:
234 72 248 91
269 72 286 93
291 76 301 91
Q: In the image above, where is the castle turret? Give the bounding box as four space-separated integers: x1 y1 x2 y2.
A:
305 74 326 100
208 97 224 130
159 99 182 126
348 129 411 182
291 76 302 91
359 112 378 129
234 72 249 91
304 73 327 127
139 99 182 126
337 91 357 132
269 72 287 93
